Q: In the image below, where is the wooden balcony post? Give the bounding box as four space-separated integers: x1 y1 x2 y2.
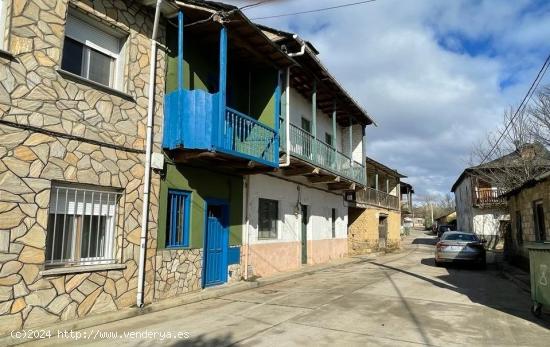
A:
312 80 317 139
177 10 184 90
332 100 337 148
348 116 353 159
274 70 281 159
218 26 227 147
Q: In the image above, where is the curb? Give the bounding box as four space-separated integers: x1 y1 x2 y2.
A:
1 257 366 346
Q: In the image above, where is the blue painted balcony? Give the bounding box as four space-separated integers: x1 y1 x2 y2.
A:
163 89 278 167
161 11 287 170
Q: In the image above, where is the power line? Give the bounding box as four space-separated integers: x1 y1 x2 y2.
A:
250 0 377 20
480 53 550 164
183 0 274 27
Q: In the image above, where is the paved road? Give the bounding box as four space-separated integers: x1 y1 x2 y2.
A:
27 229 550 346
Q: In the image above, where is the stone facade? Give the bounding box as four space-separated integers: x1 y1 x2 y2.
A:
348 206 401 255
0 0 165 334
507 178 550 265
153 249 203 300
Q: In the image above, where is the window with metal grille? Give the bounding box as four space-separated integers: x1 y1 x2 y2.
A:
258 198 278 240
331 208 336 238
45 184 121 267
325 133 333 147
167 190 191 248
0 0 8 50
61 12 125 89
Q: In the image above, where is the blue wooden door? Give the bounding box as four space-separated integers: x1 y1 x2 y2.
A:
203 204 228 287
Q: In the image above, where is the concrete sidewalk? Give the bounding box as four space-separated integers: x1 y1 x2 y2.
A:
2 253 380 346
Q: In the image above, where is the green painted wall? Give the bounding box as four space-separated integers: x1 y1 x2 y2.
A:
165 26 278 128
158 164 243 249
166 27 218 94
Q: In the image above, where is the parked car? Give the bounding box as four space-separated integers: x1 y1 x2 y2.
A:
435 231 486 267
436 224 453 238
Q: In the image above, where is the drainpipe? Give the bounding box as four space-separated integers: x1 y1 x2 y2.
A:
137 0 162 308
280 67 291 167
280 36 306 167
243 176 251 279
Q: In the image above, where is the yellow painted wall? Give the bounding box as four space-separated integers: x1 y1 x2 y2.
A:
348 206 401 254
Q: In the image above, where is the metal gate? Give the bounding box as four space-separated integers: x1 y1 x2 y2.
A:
203 204 228 287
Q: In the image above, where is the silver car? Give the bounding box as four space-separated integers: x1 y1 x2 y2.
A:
435 231 486 267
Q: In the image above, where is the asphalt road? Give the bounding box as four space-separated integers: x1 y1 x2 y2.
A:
25 229 550 346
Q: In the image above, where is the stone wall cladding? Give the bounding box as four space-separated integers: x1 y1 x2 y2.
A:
348 206 401 254
508 180 550 260
0 0 164 334
153 249 203 300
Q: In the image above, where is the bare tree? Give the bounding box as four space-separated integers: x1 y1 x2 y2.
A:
470 85 550 192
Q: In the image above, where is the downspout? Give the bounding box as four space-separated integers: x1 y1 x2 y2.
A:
243 176 251 279
281 36 306 167
280 67 291 167
137 0 162 308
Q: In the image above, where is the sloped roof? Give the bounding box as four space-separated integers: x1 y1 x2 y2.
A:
258 24 375 127
451 143 550 192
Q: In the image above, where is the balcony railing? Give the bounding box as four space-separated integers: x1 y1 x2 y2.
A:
355 187 400 210
473 188 506 207
163 88 278 167
223 107 277 165
288 123 365 185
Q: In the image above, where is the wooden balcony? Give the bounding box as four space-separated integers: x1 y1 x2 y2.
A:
285 123 365 186
351 187 400 210
473 188 506 207
163 88 279 168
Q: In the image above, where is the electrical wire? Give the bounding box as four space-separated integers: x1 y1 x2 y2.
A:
250 0 377 20
480 53 550 164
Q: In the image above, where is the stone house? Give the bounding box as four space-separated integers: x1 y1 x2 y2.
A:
0 0 172 334
347 157 405 254
504 171 550 269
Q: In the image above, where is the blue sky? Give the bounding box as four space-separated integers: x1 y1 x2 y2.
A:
233 0 550 198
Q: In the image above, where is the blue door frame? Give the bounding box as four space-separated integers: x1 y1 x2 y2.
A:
202 199 229 288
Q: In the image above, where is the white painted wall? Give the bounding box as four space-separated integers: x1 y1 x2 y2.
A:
285 87 346 152
246 174 348 244
454 175 507 236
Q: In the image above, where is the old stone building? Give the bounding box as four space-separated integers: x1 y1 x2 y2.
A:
505 171 550 269
0 0 166 333
347 157 405 254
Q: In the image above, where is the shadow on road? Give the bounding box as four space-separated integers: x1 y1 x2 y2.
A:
412 238 437 246
372 233 550 330
171 332 234 347
371 260 550 329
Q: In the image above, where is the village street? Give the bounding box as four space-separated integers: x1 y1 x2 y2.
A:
22 229 549 347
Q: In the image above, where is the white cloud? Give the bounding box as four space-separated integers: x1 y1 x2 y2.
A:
235 0 550 197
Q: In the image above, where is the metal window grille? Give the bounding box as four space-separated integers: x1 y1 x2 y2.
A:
167 190 191 247
45 184 122 267
258 198 278 240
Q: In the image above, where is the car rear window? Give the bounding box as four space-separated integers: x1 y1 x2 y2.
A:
440 226 452 232
443 233 478 241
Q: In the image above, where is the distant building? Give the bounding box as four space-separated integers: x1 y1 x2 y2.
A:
435 211 457 229
347 157 406 254
452 143 550 248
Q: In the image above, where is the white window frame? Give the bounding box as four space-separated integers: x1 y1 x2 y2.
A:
0 0 9 50
62 11 126 90
46 184 121 267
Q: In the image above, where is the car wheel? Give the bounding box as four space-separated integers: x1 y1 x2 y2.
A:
478 257 486 270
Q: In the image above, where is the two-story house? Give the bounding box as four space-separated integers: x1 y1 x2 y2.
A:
347 157 405 254
240 26 374 278
158 3 292 288
452 143 550 249
0 0 176 333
